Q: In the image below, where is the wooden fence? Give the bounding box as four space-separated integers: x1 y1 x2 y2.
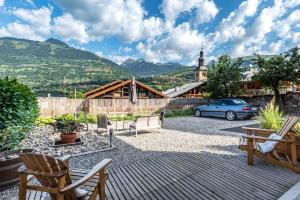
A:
38 97 208 117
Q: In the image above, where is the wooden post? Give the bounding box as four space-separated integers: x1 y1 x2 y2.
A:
98 169 106 200
290 134 297 166
19 174 27 200
57 175 66 200
247 138 254 165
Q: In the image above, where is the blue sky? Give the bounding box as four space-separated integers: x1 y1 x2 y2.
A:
0 0 299 65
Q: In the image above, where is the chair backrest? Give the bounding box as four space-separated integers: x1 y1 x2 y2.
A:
97 114 110 127
277 116 298 137
136 117 149 127
148 115 160 127
19 153 76 200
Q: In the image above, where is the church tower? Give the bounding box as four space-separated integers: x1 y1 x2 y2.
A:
194 46 207 82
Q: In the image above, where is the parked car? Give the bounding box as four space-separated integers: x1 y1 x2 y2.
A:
193 98 260 120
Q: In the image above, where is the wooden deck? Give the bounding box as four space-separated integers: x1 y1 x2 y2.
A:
105 152 300 200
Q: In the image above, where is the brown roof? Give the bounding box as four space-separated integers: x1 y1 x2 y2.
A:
84 80 168 99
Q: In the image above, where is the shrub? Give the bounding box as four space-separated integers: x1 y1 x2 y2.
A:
257 102 283 130
164 109 193 118
0 78 39 151
35 116 56 126
108 113 137 121
293 123 300 136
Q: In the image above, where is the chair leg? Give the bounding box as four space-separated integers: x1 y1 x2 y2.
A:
98 169 106 200
247 138 254 165
135 129 138 137
19 174 27 200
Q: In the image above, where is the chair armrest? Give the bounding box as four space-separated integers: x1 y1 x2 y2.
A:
242 135 295 143
58 155 71 166
18 165 67 177
60 159 112 193
241 127 276 134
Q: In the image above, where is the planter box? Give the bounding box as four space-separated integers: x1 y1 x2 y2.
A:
0 149 34 191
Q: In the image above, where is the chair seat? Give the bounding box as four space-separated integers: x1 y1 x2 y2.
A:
25 169 109 200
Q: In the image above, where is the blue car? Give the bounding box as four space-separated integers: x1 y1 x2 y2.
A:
193 98 259 120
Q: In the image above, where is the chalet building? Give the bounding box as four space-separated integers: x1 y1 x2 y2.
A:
84 79 167 99
163 47 207 98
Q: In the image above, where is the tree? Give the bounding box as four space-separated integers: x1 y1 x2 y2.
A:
206 55 244 98
253 47 300 107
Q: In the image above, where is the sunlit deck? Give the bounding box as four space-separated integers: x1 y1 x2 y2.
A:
105 152 300 200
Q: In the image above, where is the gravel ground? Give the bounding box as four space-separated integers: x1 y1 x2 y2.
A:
0 116 254 200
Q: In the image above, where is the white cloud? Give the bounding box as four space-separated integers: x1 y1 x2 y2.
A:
161 0 218 25
55 0 146 42
231 0 300 57
0 0 4 7
214 0 261 43
195 0 219 24
137 23 206 63
275 9 300 38
53 13 89 44
96 51 132 65
143 17 164 38
0 7 52 40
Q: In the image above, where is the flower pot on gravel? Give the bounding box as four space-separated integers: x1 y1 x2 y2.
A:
0 149 34 191
60 133 77 144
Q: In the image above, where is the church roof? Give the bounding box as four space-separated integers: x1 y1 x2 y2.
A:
163 82 205 98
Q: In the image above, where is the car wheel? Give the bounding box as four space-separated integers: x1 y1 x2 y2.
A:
194 109 201 117
226 111 236 121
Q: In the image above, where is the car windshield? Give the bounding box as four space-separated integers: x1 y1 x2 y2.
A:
223 99 247 105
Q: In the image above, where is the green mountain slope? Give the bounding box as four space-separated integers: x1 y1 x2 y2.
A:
0 37 131 96
121 58 184 77
139 66 195 91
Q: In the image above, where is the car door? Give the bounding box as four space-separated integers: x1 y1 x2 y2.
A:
205 100 223 117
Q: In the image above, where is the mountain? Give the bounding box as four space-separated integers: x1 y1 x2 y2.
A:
0 37 131 96
140 66 195 91
121 58 184 77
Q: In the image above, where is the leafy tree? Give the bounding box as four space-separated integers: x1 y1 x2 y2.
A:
206 55 244 98
253 47 300 107
0 78 39 152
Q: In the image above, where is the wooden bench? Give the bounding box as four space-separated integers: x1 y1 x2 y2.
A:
129 115 161 136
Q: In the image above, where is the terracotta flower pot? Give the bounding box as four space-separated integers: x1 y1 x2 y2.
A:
0 148 34 191
60 133 77 144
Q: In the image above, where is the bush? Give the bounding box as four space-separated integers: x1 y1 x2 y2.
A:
108 113 137 121
164 109 193 118
0 78 39 151
35 116 56 126
257 102 283 130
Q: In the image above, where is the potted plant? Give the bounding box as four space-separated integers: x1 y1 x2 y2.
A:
51 118 81 144
0 78 39 190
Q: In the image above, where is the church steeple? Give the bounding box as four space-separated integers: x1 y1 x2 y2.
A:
198 44 204 67
195 44 207 82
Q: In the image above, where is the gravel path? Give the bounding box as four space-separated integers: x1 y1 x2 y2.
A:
0 116 252 200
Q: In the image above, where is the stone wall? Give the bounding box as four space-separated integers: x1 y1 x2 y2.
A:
241 92 300 116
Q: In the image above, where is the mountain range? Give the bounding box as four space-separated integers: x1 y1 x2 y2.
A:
0 37 275 96
0 37 131 96
121 58 185 77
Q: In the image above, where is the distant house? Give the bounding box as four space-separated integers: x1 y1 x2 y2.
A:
163 47 207 98
84 79 167 99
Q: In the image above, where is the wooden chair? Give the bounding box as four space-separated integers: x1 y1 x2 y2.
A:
18 153 112 200
97 114 112 134
239 116 299 173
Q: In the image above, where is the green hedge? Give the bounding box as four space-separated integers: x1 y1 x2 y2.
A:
0 78 39 151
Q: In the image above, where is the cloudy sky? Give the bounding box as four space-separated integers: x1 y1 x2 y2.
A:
0 0 299 65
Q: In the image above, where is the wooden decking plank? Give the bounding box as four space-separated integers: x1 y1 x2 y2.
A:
129 161 173 200
142 157 214 200
137 159 195 200
107 168 127 200
145 156 224 200
166 153 278 200
181 153 288 194
111 167 140 199
159 154 243 200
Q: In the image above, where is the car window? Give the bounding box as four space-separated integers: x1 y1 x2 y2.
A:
209 101 224 106
232 99 247 104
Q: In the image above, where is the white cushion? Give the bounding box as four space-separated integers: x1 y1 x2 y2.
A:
256 133 282 153
75 188 88 198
